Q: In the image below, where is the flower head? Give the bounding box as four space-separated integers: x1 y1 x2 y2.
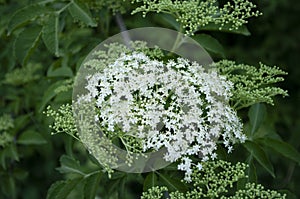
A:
77 50 245 178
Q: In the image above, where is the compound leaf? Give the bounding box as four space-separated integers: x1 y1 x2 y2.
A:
42 13 60 56
8 4 50 34
143 172 158 191
248 103 267 136
84 172 102 199
13 26 42 65
243 141 275 178
57 155 85 176
261 138 300 165
193 34 225 57
68 0 97 27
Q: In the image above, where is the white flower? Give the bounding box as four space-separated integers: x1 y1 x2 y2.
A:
77 52 245 180
196 163 203 170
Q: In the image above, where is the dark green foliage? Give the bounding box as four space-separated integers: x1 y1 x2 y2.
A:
0 0 299 198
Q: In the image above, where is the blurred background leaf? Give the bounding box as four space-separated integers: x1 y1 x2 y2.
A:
0 0 299 198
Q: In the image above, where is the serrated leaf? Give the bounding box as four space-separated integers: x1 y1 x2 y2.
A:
57 178 83 199
68 0 97 27
17 130 47 145
200 23 251 36
193 34 225 57
57 155 85 175
46 181 65 199
157 173 187 192
47 178 82 199
243 141 275 178
248 103 266 135
84 172 102 199
14 26 42 65
8 4 51 34
38 80 68 112
42 14 59 56
261 138 300 165
143 172 157 191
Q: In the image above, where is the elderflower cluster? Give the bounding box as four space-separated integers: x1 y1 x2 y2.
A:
141 160 286 199
78 51 245 179
3 63 41 86
214 60 288 110
54 78 74 94
132 0 261 35
45 104 78 139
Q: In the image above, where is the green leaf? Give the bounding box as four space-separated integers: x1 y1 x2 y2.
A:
87 153 102 167
38 80 68 112
157 172 187 192
64 136 74 157
0 150 7 169
278 190 297 199
7 144 19 162
47 178 82 199
159 14 180 31
68 0 97 27
57 155 85 175
46 181 65 199
163 163 179 171
143 172 158 191
200 23 251 36
110 171 126 180
53 89 72 103
2 176 16 198
8 4 51 34
17 130 47 145
13 169 29 180
84 172 102 199
248 103 266 135
57 178 83 199
42 14 60 56
261 138 300 165
13 114 31 133
237 157 257 190
118 176 126 199
243 141 275 178
246 157 257 183
193 34 225 57
47 67 73 78
13 26 42 65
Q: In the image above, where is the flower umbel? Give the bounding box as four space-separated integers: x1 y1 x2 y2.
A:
132 0 261 35
77 50 245 178
141 160 286 199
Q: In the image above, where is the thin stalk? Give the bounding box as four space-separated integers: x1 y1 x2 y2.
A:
115 12 132 47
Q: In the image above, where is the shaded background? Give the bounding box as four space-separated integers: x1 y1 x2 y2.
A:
0 0 299 198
